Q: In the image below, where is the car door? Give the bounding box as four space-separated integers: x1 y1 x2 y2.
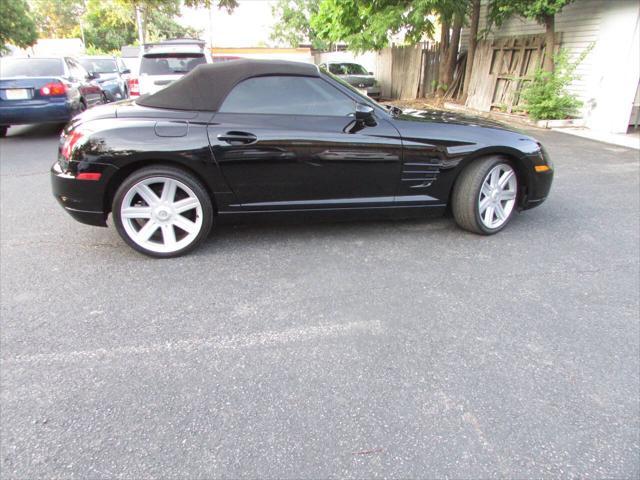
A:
66 58 101 106
207 75 402 209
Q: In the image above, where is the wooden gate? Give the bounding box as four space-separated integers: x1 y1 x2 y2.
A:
466 35 548 112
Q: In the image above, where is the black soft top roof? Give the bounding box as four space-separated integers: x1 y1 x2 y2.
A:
136 59 320 111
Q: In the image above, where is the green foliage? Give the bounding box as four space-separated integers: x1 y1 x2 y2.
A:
520 47 589 120
30 0 84 38
26 0 202 52
488 0 574 25
83 0 137 52
311 0 466 52
271 0 328 50
84 44 121 56
184 0 237 9
145 6 201 42
0 0 38 52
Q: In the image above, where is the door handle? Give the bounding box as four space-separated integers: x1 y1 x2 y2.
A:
217 131 257 145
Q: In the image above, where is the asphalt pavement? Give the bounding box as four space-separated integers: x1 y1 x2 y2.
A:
1 123 639 478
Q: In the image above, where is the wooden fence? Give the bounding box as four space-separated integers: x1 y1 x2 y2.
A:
375 44 440 100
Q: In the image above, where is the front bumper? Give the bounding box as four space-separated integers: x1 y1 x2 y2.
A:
523 168 553 209
0 100 72 126
366 86 381 99
51 161 117 227
101 83 125 102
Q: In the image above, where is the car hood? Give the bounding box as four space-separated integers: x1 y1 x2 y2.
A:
389 107 539 155
395 108 524 133
340 75 375 87
95 73 120 82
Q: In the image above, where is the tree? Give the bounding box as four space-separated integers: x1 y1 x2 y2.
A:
436 2 467 96
30 0 85 39
0 0 38 52
488 0 575 72
311 0 467 96
117 0 237 45
311 0 436 52
462 0 480 97
83 0 138 52
270 0 327 50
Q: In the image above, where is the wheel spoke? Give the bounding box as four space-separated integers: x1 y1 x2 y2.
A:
160 179 178 203
479 196 491 213
161 224 177 247
121 206 152 219
498 170 514 189
173 197 200 214
490 168 500 188
484 205 494 226
173 215 198 234
481 183 492 198
500 190 516 201
494 202 507 221
136 220 159 241
135 184 160 207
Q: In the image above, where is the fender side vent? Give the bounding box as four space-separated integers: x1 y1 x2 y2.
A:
401 162 441 188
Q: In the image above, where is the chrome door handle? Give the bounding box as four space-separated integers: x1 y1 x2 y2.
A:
217 131 257 145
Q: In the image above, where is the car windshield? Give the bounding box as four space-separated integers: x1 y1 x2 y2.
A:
140 53 206 75
328 63 369 75
80 58 117 74
0 58 64 77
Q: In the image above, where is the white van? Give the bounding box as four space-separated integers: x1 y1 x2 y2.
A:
129 39 212 97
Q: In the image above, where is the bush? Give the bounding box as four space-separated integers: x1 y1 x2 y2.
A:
520 47 590 121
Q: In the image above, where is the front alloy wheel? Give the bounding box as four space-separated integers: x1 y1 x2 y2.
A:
113 166 213 257
478 163 517 229
452 156 519 235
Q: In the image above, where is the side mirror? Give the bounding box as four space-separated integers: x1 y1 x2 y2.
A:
122 68 131 74
368 71 374 75
355 103 376 126
87 71 98 80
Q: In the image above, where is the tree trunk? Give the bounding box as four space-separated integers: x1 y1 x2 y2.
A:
438 13 462 96
462 0 481 98
436 18 450 96
543 14 555 72
135 5 145 45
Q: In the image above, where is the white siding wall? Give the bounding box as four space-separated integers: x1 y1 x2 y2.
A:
461 0 640 132
461 0 603 109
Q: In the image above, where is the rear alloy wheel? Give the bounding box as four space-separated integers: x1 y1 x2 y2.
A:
452 157 518 235
113 166 213 257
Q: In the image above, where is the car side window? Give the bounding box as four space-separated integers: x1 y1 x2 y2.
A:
67 59 87 80
219 76 355 116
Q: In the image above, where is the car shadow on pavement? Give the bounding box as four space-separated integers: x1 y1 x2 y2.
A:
3 123 64 139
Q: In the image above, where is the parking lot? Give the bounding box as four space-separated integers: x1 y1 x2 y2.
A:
1 124 638 477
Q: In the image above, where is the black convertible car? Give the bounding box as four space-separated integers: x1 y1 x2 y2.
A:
51 59 553 257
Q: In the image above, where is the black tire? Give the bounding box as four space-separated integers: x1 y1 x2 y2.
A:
0 126 7 137
452 156 519 235
112 165 214 258
76 100 87 116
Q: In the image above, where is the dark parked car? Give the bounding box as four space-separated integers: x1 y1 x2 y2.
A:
0 57 105 137
319 61 381 99
79 56 131 102
51 60 553 257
